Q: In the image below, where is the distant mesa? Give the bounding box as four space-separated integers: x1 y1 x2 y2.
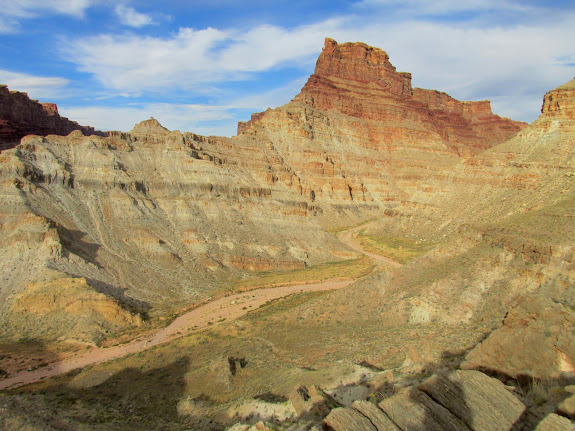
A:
0 84 106 152
130 117 170 137
541 77 575 119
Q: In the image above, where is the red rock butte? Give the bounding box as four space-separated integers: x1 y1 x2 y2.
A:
239 38 526 157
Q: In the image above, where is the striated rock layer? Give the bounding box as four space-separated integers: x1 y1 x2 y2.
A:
0 85 106 151
0 122 352 341
237 38 525 216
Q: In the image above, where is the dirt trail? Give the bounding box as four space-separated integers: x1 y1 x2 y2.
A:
0 280 353 390
0 223 400 391
338 225 402 268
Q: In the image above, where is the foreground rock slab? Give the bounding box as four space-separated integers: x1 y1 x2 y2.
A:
379 388 470 431
419 370 525 431
463 294 575 379
323 370 536 431
535 414 575 431
324 407 377 431
351 400 400 431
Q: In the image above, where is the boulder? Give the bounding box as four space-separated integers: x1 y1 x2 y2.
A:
378 388 470 431
351 400 400 431
558 394 575 419
324 407 377 431
288 385 329 417
535 413 575 431
419 370 525 431
463 294 575 379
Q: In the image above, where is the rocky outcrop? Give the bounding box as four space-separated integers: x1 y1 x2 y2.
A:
379 388 471 431
324 407 379 431
463 295 575 380
351 400 400 431
0 85 106 151
6 277 142 344
536 413 575 430
418 370 525 430
541 78 575 120
324 370 528 431
240 39 524 156
236 38 525 215
129 117 170 141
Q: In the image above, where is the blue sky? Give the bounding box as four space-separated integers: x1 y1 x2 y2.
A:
1 0 574 136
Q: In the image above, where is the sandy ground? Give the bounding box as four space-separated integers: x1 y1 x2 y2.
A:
0 224 398 390
0 280 353 390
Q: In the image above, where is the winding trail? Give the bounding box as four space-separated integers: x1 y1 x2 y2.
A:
338 225 402 268
0 223 400 391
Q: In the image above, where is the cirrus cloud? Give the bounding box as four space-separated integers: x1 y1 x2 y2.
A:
0 69 70 98
0 0 94 32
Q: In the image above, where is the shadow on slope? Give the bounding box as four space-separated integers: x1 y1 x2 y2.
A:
4 353 223 430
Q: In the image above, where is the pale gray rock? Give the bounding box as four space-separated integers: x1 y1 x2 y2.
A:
324 407 377 431
378 388 470 431
419 370 525 431
352 400 400 431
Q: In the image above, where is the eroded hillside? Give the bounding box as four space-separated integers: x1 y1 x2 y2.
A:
0 38 525 346
1 39 574 431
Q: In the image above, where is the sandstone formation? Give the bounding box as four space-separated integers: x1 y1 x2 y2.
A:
558 395 575 420
542 78 575 120
282 75 575 373
6 277 142 344
0 122 351 342
535 414 575 431
418 370 525 430
0 85 105 151
350 400 400 431
236 38 525 213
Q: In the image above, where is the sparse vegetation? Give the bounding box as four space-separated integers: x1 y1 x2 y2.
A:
355 231 435 264
229 256 374 292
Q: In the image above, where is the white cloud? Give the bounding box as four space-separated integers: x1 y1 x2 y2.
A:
0 70 69 99
354 0 534 15
56 2 575 125
60 20 341 92
114 5 154 28
59 103 235 134
0 0 93 32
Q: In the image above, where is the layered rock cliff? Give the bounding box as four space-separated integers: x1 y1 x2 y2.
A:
237 38 525 215
0 39 537 347
0 85 106 151
0 120 354 342
2 40 575 431
277 75 575 378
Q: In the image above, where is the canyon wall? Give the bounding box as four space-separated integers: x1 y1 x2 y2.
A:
0 39 530 344
0 85 106 151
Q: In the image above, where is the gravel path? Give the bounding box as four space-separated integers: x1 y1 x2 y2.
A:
338 225 402 268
